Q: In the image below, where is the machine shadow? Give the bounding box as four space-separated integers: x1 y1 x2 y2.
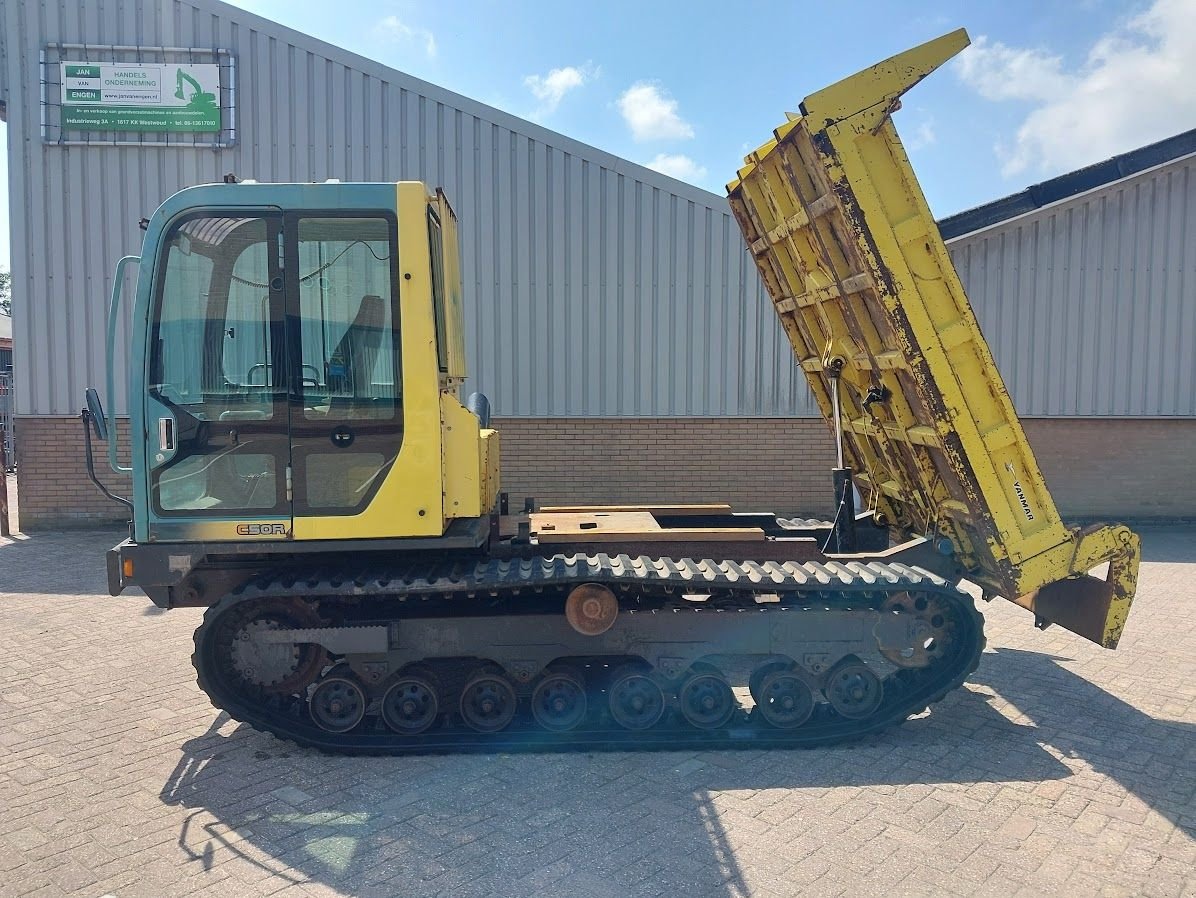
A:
154 645 1191 898
971 647 1194 842
1135 526 1196 564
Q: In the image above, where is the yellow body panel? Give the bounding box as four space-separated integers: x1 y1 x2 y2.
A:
442 396 485 519
727 30 1140 647
293 182 497 541
479 429 501 515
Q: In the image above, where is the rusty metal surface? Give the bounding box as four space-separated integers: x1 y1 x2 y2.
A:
530 510 767 545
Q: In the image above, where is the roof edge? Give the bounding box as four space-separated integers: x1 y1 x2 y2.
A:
937 128 1196 241
185 0 727 209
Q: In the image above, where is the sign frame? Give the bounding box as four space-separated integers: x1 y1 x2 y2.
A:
60 62 222 133
42 44 237 148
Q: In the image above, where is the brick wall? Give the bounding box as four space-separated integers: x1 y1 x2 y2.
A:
497 417 1196 521
496 418 838 514
1021 419 1196 520
15 417 134 529
11 415 1196 529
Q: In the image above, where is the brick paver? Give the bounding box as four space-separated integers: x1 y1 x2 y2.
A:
1 523 1193 897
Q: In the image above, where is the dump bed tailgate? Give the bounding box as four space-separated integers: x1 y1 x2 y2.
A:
726 29 1140 648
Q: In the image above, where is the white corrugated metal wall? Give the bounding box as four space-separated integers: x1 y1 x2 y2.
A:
948 153 1196 416
1 0 1193 422
0 0 809 420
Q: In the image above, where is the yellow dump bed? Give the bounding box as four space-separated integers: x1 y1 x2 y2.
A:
726 30 1140 648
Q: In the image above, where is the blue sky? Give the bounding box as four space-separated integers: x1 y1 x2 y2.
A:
2 0 1194 271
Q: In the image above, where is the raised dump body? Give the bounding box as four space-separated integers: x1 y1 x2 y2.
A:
726 29 1140 648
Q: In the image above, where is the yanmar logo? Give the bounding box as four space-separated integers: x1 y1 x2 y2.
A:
1005 462 1036 522
1012 480 1035 521
236 523 288 536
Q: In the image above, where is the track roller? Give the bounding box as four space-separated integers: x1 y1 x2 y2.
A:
459 668 518 733
825 659 884 719
531 667 588 732
607 664 666 730
309 673 367 733
381 669 440 735
754 668 815 729
678 664 736 730
748 657 793 705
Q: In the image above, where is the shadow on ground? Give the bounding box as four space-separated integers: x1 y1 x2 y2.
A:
974 648 1195 836
0 528 124 595
1134 525 1196 564
155 648 1196 898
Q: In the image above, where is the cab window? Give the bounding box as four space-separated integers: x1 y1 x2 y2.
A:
149 216 279 422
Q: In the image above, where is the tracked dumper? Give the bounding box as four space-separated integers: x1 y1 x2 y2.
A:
90 30 1140 754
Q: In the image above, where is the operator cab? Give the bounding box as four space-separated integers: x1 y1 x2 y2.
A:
99 181 498 545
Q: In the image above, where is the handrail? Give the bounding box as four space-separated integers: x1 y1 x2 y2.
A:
107 255 139 473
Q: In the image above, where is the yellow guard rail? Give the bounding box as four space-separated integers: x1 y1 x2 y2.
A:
727 29 1140 648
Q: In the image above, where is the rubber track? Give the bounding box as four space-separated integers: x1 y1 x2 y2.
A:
194 554 986 755
227 553 953 599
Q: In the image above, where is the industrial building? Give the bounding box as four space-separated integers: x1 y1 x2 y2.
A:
1 0 1193 529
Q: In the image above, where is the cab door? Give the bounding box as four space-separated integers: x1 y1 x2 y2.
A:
146 213 292 541
284 213 405 532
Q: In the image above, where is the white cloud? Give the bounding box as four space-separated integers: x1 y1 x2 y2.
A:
955 37 1069 102
905 119 937 152
618 82 694 142
523 63 599 118
643 153 708 184
954 0 1196 178
375 15 437 58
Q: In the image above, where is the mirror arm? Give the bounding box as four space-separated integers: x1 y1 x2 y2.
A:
81 409 132 511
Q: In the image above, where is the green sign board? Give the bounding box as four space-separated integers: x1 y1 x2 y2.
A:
60 62 221 133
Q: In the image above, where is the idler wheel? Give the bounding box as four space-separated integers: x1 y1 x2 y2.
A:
565 583 619 636
678 667 736 730
459 670 518 733
381 673 440 735
756 670 815 729
825 660 884 720
309 675 367 733
607 666 665 730
531 669 588 732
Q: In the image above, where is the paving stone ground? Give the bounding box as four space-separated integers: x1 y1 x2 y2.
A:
1 510 1193 897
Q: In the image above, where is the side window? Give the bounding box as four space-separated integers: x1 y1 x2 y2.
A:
427 208 448 373
224 242 274 392
150 217 276 421
297 217 399 421
153 244 213 407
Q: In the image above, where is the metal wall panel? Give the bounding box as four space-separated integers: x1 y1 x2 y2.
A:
1 1 1192 420
0 0 810 419
946 154 1196 417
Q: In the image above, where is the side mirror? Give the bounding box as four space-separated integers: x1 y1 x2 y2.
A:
85 388 109 442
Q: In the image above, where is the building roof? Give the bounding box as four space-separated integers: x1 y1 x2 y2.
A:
0 314 11 342
938 128 1196 240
